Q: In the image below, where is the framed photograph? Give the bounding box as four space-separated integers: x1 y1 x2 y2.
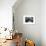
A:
23 15 35 24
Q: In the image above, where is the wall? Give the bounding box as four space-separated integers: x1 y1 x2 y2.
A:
13 0 41 46
0 0 16 30
41 0 46 46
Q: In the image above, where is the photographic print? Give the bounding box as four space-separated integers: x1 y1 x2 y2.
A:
23 15 35 24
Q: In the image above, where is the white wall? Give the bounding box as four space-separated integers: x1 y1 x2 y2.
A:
0 0 16 30
41 0 46 46
13 0 46 46
13 0 41 46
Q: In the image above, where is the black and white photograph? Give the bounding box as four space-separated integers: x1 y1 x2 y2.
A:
23 16 35 24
